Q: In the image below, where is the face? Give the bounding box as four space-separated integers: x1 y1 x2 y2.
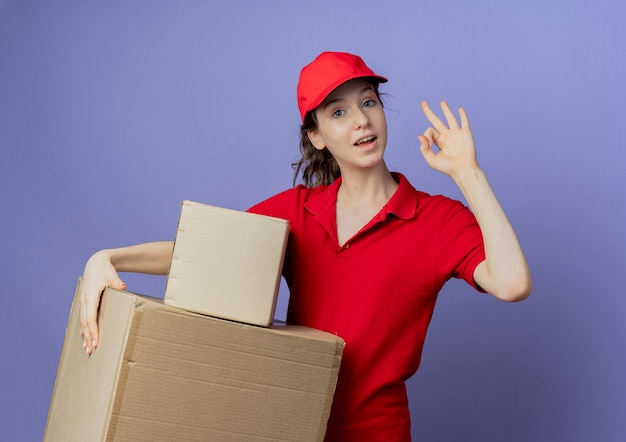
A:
308 78 388 173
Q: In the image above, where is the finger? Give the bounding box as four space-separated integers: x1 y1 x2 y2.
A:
87 329 98 354
82 280 125 354
440 101 459 129
418 134 436 165
80 296 94 354
81 310 97 354
83 301 99 354
421 100 448 133
422 127 440 147
459 107 470 128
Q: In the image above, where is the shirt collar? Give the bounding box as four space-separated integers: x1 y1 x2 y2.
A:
385 172 418 220
304 172 417 220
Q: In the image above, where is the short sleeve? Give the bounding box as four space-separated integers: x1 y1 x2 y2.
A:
435 199 486 292
247 187 301 221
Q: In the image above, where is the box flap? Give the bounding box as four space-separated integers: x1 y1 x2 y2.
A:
44 280 137 441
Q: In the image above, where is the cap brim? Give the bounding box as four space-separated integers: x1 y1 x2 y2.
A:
306 74 388 118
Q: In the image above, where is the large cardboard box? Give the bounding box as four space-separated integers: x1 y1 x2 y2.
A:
165 200 289 327
45 280 344 442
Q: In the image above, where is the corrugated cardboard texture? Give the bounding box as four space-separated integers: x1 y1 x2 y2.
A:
45 280 344 442
165 200 289 327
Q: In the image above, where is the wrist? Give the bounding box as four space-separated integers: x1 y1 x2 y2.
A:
90 248 120 268
451 166 484 188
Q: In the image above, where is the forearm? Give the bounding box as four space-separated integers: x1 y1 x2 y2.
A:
100 241 174 275
452 167 532 301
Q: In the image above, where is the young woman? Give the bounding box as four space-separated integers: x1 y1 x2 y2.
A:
79 51 532 441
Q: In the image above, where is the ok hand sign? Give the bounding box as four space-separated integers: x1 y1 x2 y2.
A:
419 101 480 179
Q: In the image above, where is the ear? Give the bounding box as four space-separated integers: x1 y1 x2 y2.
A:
307 129 325 151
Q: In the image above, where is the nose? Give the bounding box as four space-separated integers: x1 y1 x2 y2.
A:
353 107 370 129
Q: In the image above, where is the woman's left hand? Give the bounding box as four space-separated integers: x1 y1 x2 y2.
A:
418 100 479 178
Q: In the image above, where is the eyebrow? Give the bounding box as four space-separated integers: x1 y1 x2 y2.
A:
322 86 376 111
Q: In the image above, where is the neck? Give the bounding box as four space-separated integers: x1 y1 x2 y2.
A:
337 163 398 207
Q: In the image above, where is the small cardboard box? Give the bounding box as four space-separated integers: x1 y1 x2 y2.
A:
44 280 344 442
165 200 289 327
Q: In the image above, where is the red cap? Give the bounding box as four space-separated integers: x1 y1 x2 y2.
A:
297 51 387 122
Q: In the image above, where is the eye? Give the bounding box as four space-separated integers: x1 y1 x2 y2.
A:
363 99 377 108
332 109 346 118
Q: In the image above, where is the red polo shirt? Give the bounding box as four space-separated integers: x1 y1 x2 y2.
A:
248 173 486 441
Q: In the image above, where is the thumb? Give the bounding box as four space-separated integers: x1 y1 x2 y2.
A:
106 274 126 291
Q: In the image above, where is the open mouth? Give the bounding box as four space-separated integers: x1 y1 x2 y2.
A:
355 136 376 146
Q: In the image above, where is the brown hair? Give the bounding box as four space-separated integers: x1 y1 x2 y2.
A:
291 111 340 187
291 82 383 187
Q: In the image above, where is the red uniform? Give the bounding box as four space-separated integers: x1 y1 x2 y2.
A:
248 173 486 441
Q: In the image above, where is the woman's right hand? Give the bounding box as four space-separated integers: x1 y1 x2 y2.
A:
78 241 174 354
80 250 127 355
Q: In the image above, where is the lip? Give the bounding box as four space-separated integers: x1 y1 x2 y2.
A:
353 134 377 147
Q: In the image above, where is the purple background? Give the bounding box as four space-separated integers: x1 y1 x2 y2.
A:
1 1 625 440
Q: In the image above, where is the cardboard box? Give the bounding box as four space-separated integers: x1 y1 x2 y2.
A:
165 200 289 327
45 280 344 442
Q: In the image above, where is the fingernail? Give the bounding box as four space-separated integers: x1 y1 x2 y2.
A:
92 340 97 350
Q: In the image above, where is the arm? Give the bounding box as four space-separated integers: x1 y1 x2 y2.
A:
419 101 532 302
80 241 174 354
